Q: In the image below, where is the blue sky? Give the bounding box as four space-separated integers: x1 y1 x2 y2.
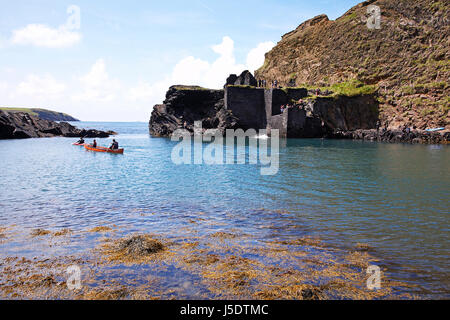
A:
0 0 361 121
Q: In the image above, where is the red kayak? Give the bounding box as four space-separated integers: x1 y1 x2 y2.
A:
72 142 85 146
84 144 124 154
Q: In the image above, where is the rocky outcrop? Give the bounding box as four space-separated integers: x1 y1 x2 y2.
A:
224 70 257 87
149 86 238 137
331 128 450 144
0 110 115 140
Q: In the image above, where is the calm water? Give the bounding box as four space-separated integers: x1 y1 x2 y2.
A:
0 122 449 298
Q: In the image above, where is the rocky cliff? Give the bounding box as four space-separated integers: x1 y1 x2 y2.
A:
149 86 238 137
255 0 449 130
0 110 114 139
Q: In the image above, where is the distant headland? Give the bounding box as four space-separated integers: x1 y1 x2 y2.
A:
0 107 79 122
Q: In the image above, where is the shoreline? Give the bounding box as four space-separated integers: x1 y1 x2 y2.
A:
0 221 419 300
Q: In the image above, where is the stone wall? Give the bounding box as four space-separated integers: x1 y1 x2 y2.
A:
267 113 287 138
224 86 266 130
264 88 309 138
223 86 309 132
264 88 308 118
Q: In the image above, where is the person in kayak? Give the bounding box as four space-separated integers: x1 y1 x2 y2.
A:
92 139 97 148
77 137 85 144
109 139 119 150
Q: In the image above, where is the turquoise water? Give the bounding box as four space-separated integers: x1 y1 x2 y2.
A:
0 122 449 298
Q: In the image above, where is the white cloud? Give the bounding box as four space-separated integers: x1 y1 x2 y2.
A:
129 81 156 101
73 59 121 102
246 41 275 73
128 36 274 107
0 81 8 91
11 24 81 48
0 34 8 49
15 74 65 99
2 36 274 121
0 82 9 101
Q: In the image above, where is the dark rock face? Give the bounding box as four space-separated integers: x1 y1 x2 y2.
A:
311 95 379 132
149 86 238 137
224 70 257 87
0 110 115 140
285 107 325 138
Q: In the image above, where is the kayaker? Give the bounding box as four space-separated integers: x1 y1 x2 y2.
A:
77 137 85 144
92 139 97 148
109 139 119 150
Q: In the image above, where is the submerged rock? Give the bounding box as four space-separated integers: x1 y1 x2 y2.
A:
301 288 323 300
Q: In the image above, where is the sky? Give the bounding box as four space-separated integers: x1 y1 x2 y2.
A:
0 0 361 121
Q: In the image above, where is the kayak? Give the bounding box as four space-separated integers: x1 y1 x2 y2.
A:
72 143 85 146
84 144 124 154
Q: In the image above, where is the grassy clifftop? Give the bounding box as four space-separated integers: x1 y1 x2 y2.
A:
0 108 79 121
255 0 449 129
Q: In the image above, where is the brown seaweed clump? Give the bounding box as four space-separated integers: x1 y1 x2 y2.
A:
53 229 72 237
0 227 7 240
118 235 164 256
88 226 113 233
101 234 167 265
31 228 51 237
